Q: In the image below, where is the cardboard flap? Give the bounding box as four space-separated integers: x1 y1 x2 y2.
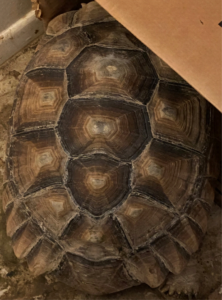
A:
96 0 222 112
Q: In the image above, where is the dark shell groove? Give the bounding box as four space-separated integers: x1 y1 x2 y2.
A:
3 1 220 295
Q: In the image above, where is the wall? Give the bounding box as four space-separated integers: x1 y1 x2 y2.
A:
0 0 31 32
0 0 44 66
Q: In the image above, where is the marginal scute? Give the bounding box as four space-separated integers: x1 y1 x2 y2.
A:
46 11 76 36
27 28 89 69
12 221 43 259
10 130 67 195
58 98 151 160
27 238 63 276
186 199 210 234
73 1 115 27
2 181 18 212
148 83 208 152
6 202 30 238
13 69 66 133
199 179 215 206
115 194 174 249
125 249 168 287
151 235 189 275
25 187 79 236
60 216 123 261
133 140 200 209
66 46 157 104
49 254 136 295
67 155 130 216
168 217 202 255
205 140 221 179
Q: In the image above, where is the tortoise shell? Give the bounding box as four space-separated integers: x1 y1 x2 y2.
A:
3 1 220 295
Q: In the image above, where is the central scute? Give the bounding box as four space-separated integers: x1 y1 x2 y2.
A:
58 98 151 161
67 155 131 216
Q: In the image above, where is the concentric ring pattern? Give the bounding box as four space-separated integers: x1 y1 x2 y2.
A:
3 1 220 296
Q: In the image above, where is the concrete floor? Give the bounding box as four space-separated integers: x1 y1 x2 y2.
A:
0 38 221 300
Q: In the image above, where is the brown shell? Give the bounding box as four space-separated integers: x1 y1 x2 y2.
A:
4 1 220 295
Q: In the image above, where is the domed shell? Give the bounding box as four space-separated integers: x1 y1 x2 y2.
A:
3 1 220 295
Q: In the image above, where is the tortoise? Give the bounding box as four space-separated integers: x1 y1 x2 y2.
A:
2 0 221 296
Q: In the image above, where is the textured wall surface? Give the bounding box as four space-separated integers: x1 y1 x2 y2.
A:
0 0 31 32
0 39 221 300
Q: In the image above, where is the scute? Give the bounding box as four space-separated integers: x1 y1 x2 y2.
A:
168 217 203 255
58 98 151 160
49 254 136 295
27 238 63 276
148 82 209 152
10 130 67 195
25 187 79 236
13 69 66 133
66 46 157 103
12 221 43 259
60 215 124 261
66 155 131 216
125 249 168 288
115 194 175 249
46 10 76 36
185 199 210 234
4 1 220 295
27 28 89 70
72 1 115 27
132 139 201 209
148 49 188 84
82 21 147 51
151 234 189 275
6 201 30 238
